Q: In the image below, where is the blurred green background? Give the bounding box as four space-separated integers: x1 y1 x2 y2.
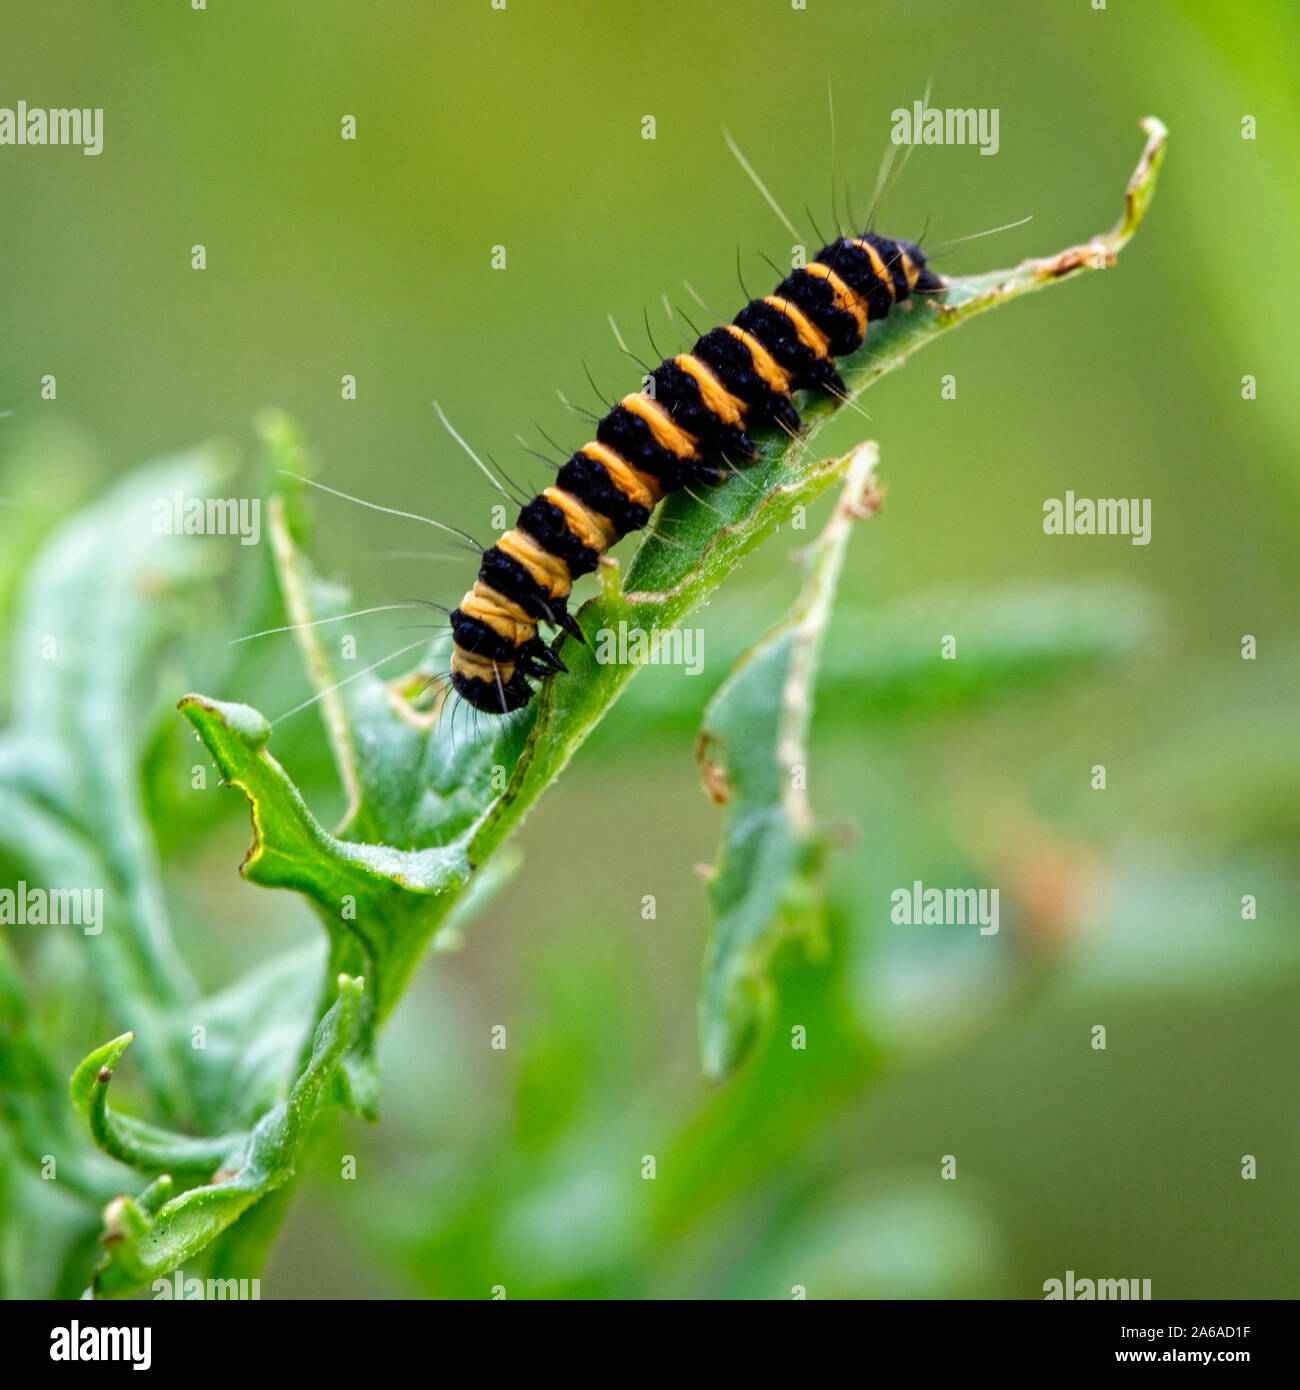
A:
1 0 1298 1298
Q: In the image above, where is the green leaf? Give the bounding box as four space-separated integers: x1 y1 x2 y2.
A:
178 694 468 1032
694 442 882 1081
69 1032 245 1176
0 443 240 1120
186 943 326 1133
89 974 363 1299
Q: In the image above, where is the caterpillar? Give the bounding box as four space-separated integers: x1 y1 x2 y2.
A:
449 231 943 713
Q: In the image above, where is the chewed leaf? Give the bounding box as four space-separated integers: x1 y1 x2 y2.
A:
696 443 883 1082
89 975 363 1300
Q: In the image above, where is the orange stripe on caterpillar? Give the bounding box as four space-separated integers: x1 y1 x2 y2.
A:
761 295 833 359
450 646 516 685
582 442 665 510
619 393 699 459
542 485 618 552
673 353 748 426
803 262 868 336
724 324 795 395
458 582 537 646
496 528 573 598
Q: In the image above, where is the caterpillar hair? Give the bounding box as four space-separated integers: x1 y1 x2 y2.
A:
449 230 944 715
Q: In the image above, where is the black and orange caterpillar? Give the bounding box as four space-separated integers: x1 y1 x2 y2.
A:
449 232 943 712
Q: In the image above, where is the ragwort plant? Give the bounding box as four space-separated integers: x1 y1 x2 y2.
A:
0 122 1166 1297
